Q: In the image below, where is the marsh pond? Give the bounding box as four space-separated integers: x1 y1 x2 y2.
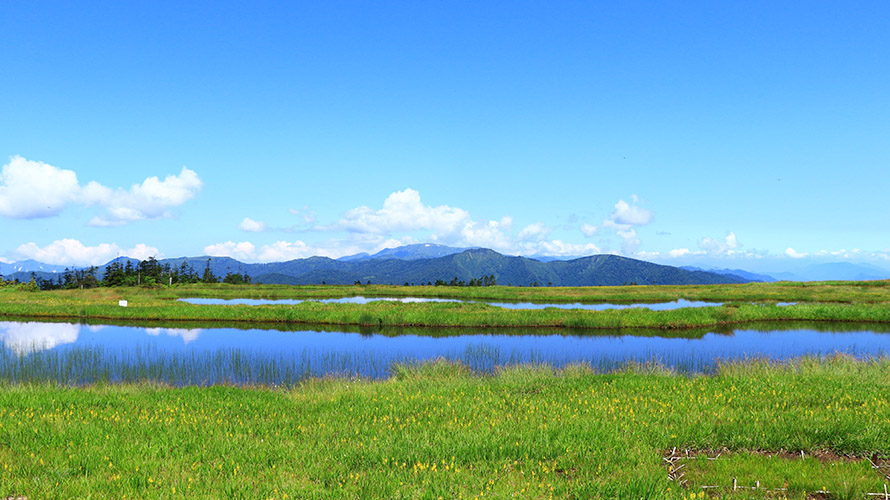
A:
1 319 887 385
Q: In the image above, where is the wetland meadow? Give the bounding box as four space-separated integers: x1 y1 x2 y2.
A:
2 281 890 499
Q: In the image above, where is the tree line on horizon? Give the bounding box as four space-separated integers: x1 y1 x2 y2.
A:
2 258 501 290
2 257 251 290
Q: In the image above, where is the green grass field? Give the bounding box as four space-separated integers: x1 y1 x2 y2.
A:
1 357 889 499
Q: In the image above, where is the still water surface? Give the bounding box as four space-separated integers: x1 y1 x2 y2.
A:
179 296 722 310
1 320 888 384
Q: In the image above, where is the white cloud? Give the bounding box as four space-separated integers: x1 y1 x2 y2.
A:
0 156 82 218
634 250 662 259
517 223 552 242
784 247 808 259
334 188 520 252
289 207 317 225
610 195 653 226
88 166 202 226
456 219 513 250
227 190 662 260
669 248 695 258
125 243 162 261
15 239 161 266
813 249 868 260
204 241 257 261
257 241 318 261
0 156 202 225
202 235 423 263
601 219 639 254
698 232 741 255
238 217 267 232
521 240 600 257
203 240 340 262
580 223 597 237
339 188 471 236
597 195 654 254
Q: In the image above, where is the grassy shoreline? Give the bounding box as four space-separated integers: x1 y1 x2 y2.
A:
159 281 890 303
2 282 890 330
1 357 889 499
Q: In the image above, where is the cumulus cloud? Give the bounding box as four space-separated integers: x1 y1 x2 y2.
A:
451 218 514 251
0 156 201 225
0 156 82 218
238 217 267 232
226 190 652 260
520 240 600 257
257 241 319 261
517 223 552 242
610 195 653 225
698 232 740 255
335 188 518 251
15 239 160 266
784 247 808 259
669 248 695 258
605 222 641 253
289 207 317 225
635 250 662 258
203 237 402 262
598 195 653 254
87 167 203 226
813 249 868 260
580 223 597 237
339 188 472 236
204 241 257 261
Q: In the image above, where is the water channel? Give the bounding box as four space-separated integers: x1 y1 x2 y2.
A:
1 320 887 385
178 296 726 310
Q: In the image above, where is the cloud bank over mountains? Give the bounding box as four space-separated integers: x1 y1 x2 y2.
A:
5 171 889 269
14 239 160 267
212 188 610 262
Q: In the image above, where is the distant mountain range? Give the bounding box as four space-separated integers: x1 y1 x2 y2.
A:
4 244 889 286
767 262 890 282
338 243 473 261
4 247 747 286
680 267 778 283
682 262 890 282
0 260 68 276
249 249 749 286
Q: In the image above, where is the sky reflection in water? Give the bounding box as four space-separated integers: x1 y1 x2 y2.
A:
178 297 722 310
1 320 888 383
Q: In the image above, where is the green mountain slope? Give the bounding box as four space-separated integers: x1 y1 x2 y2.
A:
18 248 749 287
251 248 747 286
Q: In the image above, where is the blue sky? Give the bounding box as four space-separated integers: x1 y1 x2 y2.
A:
2 1 888 271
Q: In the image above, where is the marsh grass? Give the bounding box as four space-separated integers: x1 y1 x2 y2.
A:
0 341 732 386
678 451 886 499
1 356 889 499
2 282 890 330
159 281 890 304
